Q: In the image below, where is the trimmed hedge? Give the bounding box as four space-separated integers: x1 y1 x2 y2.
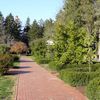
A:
48 62 100 72
63 63 100 72
59 69 100 86
86 77 100 100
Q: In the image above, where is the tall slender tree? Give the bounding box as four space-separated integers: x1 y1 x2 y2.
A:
28 20 44 42
22 17 31 46
0 12 5 44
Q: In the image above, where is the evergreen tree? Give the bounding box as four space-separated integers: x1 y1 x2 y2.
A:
4 14 21 45
4 13 15 45
14 16 21 40
44 19 54 39
22 17 31 46
52 0 98 66
28 20 43 42
0 12 5 44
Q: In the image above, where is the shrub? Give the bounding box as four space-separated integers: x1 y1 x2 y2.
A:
34 56 49 64
59 70 100 86
86 77 100 100
0 44 9 54
11 54 19 62
63 63 100 72
0 54 13 75
31 38 47 57
10 42 28 54
49 61 62 71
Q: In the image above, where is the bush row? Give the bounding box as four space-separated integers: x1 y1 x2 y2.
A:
48 61 100 72
86 77 100 100
59 69 100 86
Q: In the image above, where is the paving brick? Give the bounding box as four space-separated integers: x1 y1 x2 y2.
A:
15 56 88 100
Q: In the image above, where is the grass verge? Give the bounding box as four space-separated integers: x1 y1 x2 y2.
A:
0 76 15 100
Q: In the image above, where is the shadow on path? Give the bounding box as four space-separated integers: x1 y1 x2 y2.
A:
7 66 32 75
7 70 32 75
20 60 34 63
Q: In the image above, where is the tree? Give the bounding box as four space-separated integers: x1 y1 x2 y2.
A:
28 20 44 42
25 17 30 27
0 12 5 44
31 38 46 57
44 19 54 39
51 0 97 67
22 17 30 47
4 13 15 45
4 14 21 45
14 16 22 41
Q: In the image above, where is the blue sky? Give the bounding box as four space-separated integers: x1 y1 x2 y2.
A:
0 0 63 25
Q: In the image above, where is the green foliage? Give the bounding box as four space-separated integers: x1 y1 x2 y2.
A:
86 77 100 100
31 38 46 56
44 19 54 39
31 38 48 64
5 14 21 44
59 63 100 86
28 20 44 42
0 12 5 44
60 70 89 86
0 54 19 75
53 20 95 66
34 56 49 64
59 68 100 86
51 0 99 69
0 76 14 100
53 24 68 62
0 44 9 54
49 61 62 71
63 63 100 72
0 54 13 75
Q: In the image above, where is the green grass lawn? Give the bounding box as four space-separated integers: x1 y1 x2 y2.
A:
0 76 15 100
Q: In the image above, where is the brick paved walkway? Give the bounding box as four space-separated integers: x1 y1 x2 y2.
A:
15 56 88 100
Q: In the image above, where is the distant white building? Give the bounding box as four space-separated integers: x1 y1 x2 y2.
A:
47 40 54 45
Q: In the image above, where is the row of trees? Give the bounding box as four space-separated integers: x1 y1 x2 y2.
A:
29 0 100 69
52 0 100 66
0 0 100 66
0 12 30 47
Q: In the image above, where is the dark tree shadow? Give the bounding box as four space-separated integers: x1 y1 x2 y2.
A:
7 65 32 75
20 60 34 62
12 66 31 69
6 70 32 75
19 66 31 69
12 66 20 69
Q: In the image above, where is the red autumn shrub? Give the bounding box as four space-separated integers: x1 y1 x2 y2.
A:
10 42 28 54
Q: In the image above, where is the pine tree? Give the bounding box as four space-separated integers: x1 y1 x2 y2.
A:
44 19 54 39
22 17 31 46
0 12 5 44
4 14 21 45
28 20 43 42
